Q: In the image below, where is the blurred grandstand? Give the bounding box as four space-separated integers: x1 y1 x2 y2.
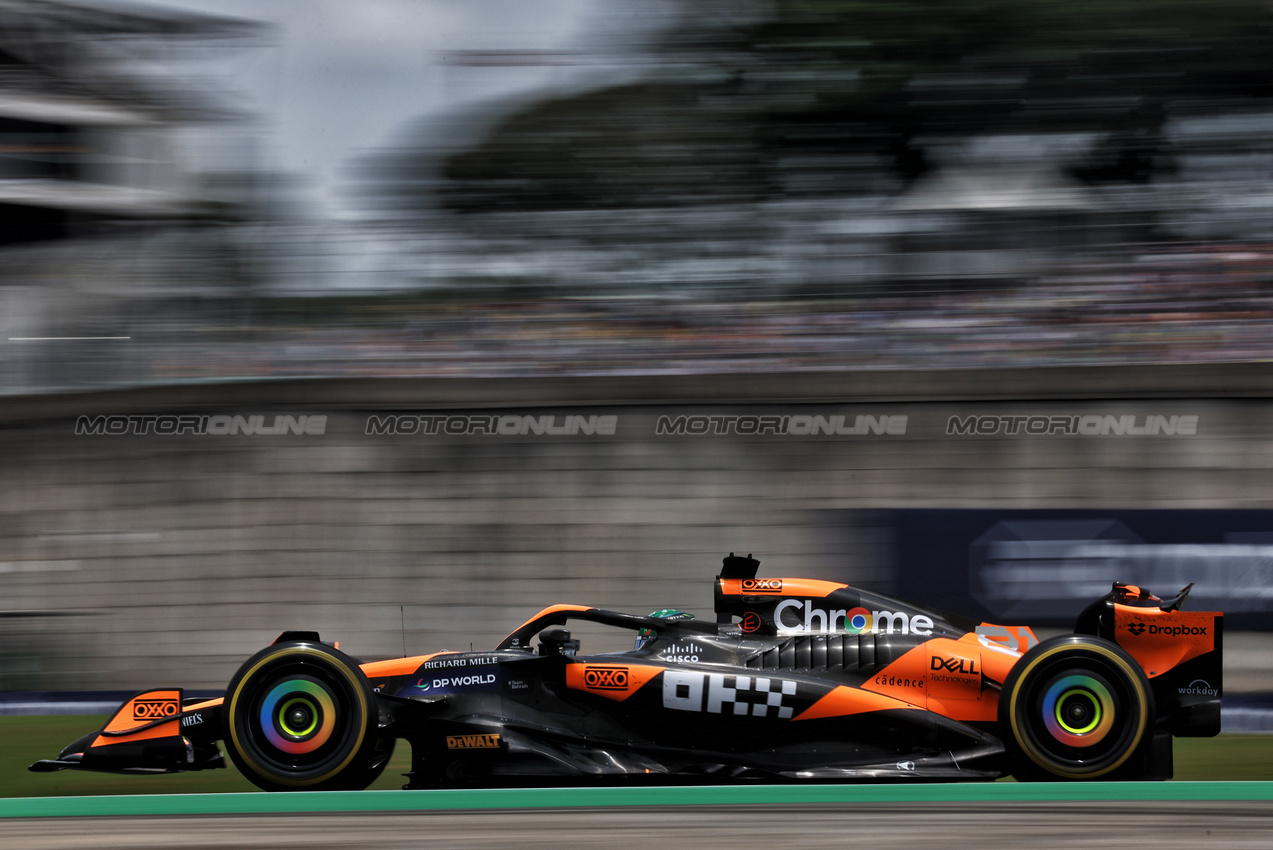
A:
1 1 1272 393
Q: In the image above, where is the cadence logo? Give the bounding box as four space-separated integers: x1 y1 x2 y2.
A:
774 600 934 636
446 734 501 750
132 699 179 721
583 666 629 690
741 578 783 593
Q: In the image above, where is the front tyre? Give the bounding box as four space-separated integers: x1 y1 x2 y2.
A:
223 640 382 791
1000 635 1153 780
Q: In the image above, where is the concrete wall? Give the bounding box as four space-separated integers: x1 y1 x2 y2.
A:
2 366 1271 690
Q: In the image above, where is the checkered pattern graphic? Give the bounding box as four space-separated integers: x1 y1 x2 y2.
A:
706 673 797 719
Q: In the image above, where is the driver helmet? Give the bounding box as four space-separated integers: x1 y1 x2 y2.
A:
635 608 695 649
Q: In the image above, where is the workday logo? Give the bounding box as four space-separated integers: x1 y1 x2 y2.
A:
1178 679 1219 697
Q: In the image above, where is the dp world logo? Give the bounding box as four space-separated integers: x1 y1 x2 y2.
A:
1127 621 1146 636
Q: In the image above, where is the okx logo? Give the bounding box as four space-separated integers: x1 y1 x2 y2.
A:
662 671 798 719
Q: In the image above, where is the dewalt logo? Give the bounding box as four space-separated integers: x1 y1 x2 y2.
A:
741 578 783 593
132 699 179 721
582 666 629 690
445 734 501 750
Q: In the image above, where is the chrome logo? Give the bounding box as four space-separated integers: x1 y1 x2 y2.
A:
260 679 336 754
845 607 874 634
1041 675 1115 748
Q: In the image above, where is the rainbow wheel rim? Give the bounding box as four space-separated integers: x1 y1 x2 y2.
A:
259 678 338 755
1041 674 1115 748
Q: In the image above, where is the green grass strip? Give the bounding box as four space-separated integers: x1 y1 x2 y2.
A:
1 781 1271 818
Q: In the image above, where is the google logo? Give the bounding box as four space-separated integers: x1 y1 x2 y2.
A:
845 607 874 634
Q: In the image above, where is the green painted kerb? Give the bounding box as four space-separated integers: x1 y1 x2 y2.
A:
1 782 1271 818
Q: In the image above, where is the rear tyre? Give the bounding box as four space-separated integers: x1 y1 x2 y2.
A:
222 640 382 791
1000 635 1153 780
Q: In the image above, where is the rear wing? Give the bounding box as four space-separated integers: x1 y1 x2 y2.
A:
1075 582 1223 737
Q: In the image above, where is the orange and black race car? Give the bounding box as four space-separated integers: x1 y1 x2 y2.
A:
31 554 1222 789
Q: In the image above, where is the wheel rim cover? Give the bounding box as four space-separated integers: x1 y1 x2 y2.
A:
1041 674 1115 748
259 679 337 754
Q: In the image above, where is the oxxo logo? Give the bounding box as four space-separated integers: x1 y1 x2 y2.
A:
133 699 179 721
583 666 629 690
741 579 783 593
931 656 978 675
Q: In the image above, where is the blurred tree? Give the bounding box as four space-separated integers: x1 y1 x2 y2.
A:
740 0 1273 186
419 0 1273 215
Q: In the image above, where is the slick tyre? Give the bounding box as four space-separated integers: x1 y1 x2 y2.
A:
1000 635 1153 781
222 641 382 792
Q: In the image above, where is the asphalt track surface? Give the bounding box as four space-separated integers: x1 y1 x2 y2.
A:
2 802 1271 849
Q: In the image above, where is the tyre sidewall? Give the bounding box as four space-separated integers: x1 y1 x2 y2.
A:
1000 634 1153 781
222 641 379 791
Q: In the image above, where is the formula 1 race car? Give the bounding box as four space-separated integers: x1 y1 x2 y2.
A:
31 554 1223 789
